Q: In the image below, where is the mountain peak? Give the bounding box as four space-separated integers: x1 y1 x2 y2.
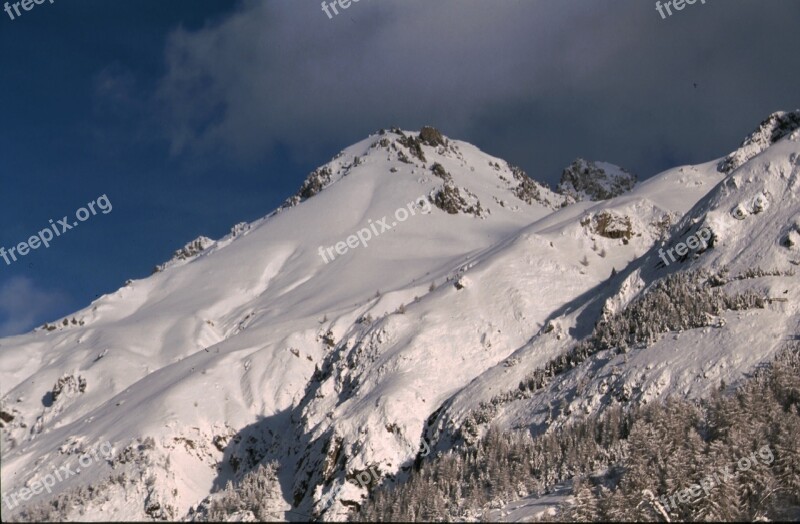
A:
2 114 799 522
279 126 563 215
718 110 800 174
279 126 450 210
556 158 637 202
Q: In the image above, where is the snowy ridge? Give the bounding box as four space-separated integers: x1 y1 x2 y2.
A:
428 127 800 454
1 118 799 521
154 236 216 273
718 110 800 174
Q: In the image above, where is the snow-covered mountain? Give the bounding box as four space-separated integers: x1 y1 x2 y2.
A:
1 115 798 522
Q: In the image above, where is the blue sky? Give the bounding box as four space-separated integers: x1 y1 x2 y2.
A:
1 0 799 336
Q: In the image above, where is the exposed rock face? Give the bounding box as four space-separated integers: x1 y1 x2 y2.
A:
154 236 215 273
50 374 87 404
430 162 451 181
433 183 483 216
509 164 553 207
396 134 427 163
419 126 446 147
581 211 634 241
718 110 800 174
557 159 637 202
282 166 335 208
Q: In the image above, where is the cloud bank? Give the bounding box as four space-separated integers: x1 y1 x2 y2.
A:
153 0 800 183
0 277 68 337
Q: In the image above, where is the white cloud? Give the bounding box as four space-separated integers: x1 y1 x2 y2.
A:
0 277 68 337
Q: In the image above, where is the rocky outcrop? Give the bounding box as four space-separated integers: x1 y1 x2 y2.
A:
557 159 637 202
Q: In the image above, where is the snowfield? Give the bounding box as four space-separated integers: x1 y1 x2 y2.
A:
2 116 799 521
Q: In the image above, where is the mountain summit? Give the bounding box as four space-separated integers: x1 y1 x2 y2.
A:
1 116 799 522
718 110 800 174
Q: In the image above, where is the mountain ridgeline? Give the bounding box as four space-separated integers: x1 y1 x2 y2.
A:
2 114 800 522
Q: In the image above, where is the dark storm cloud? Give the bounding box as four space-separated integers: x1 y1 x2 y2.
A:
154 0 800 184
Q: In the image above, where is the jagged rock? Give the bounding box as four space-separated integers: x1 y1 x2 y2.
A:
430 162 452 181
171 237 214 262
229 222 251 238
718 110 800 173
509 164 551 206
154 236 215 273
419 126 445 147
286 166 335 206
557 159 637 201
432 183 483 217
583 211 634 240
397 135 427 163
51 374 87 403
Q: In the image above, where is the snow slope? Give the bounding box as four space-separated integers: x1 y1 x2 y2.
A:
429 124 800 456
1 118 798 521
